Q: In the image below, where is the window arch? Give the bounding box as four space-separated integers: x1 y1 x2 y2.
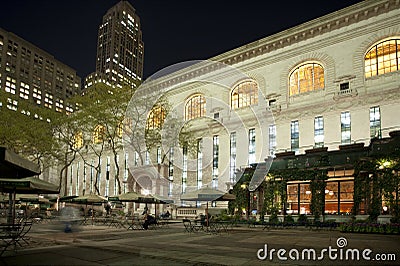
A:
365 38 400 78
289 62 324 96
231 80 258 109
93 125 105 144
185 94 206 121
146 105 166 129
73 132 83 149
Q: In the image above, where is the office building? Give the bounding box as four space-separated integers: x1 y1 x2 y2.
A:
84 1 144 89
0 27 81 114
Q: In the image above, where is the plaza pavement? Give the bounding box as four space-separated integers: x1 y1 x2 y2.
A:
1 220 399 265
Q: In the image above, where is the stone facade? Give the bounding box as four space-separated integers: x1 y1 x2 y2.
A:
62 0 400 215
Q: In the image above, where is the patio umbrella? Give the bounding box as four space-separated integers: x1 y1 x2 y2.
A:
18 194 50 204
117 191 141 202
0 146 41 178
138 194 174 204
180 186 226 202
72 194 107 204
180 186 230 226
138 194 174 217
72 194 107 221
0 176 59 224
49 195 79 203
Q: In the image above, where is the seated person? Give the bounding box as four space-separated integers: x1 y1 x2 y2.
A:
142 214 157 230
160 210 170 219
199 213 211 226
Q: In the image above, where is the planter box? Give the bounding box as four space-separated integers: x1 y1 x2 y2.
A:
377 215 393 224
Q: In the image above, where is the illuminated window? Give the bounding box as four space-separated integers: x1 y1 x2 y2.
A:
287 183 312 215
289 62 324 96
212 135 219 189
93 125 105 144
73 132 83 149
157 146 162 164
341 112 351 144
248 128 256 164
370 106 381 139
314 116 324 148
231 80 258 109
291 120 299 153
19 82 29 100
268 125 276 156
185 94 206 120
116 121 123 138
168 147 174 196
365 39 400 78
5 76 16 94
146 105 165 129
230 132 236 183
182 146 188 193
197 139 203 189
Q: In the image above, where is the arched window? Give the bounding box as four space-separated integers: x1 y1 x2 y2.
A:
116 121 124 138
73 132 83 149
289 62 324 96
185 94 206 121
93 125 105 144
146 105 166 129
231 80 258 109
365 38 400 78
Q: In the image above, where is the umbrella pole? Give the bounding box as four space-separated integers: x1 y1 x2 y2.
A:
91 203 94 225
7 192 12 224
206 202 209 227
12 191 16 224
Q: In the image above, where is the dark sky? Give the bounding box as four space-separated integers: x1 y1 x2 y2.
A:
0 0 364 80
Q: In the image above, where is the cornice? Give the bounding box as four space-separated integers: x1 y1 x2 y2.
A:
214 0 399 65
145 0 399 94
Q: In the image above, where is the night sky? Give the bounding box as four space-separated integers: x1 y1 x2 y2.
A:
0 0 364 80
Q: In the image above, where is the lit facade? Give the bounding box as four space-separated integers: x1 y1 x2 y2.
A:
84 1 144 90
0 27 81 114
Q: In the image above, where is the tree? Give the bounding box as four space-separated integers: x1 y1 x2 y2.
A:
0 93 58 173
72 83 134 195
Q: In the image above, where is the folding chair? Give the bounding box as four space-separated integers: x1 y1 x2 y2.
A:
183 219 193 233
16 220 32 246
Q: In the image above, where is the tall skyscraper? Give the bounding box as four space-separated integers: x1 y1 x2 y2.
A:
0 27 81 114
85 1 144 90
